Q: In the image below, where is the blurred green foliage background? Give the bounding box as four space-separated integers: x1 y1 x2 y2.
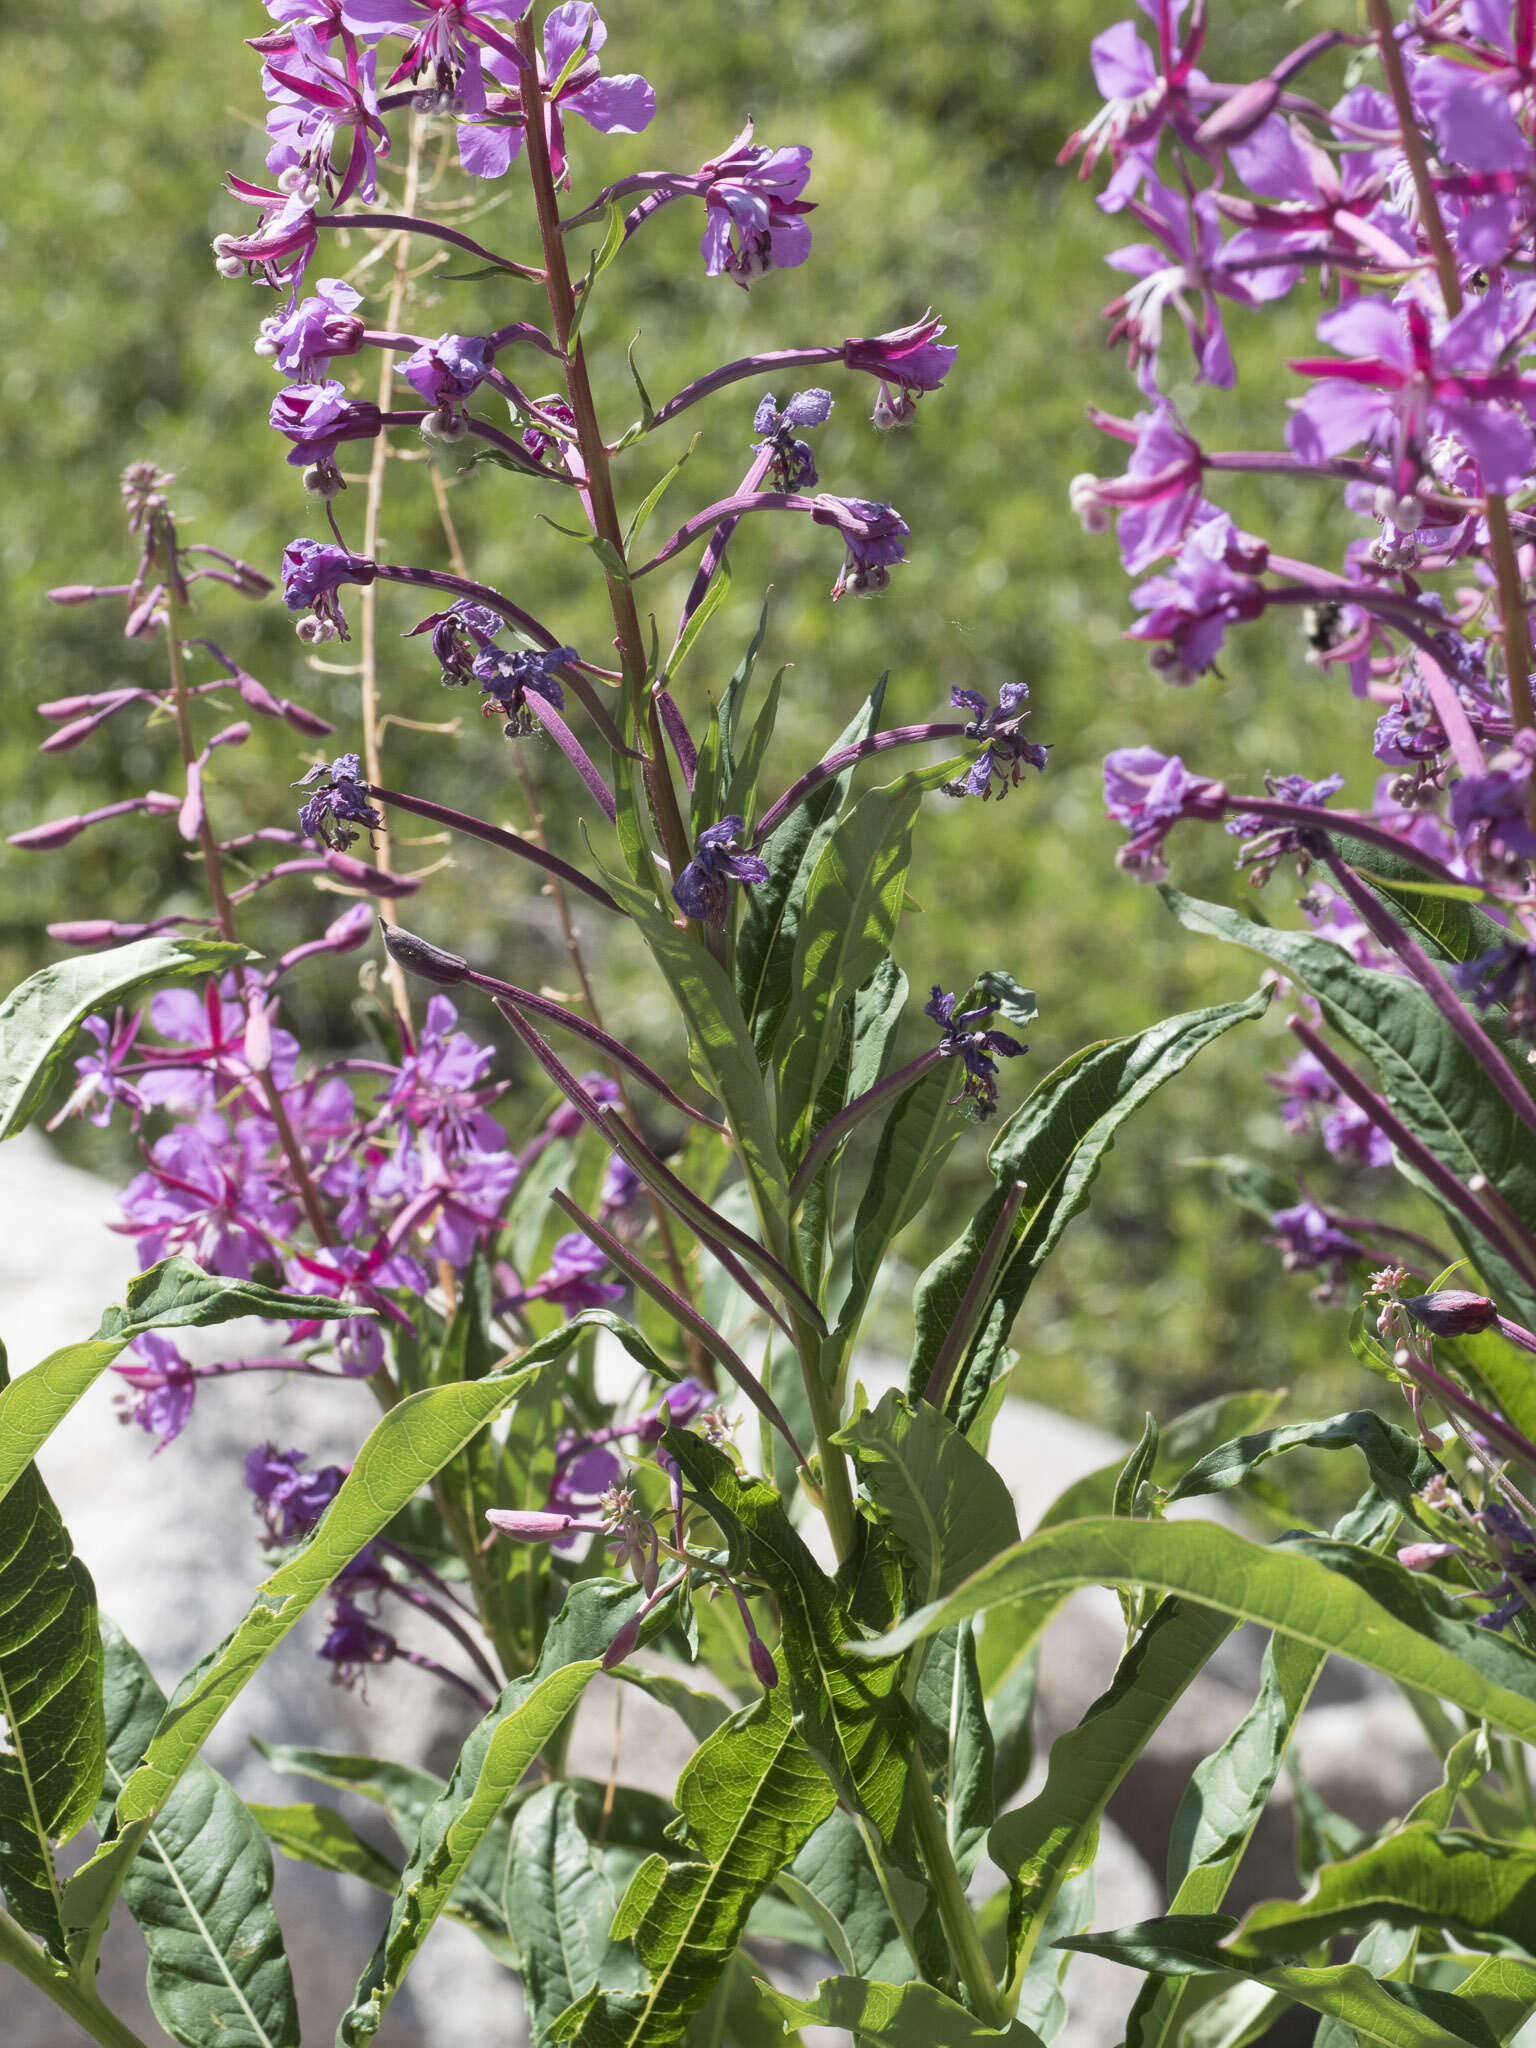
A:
1 0 1432 1446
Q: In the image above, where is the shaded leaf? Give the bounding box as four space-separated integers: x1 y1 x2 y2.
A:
506 1783 644 2042
250 1801 400 1890
759 1975 1046 2045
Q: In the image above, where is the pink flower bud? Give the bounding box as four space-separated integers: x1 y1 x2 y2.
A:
47 920 121 945
10 815 89 850
485 1509 577 1540
1195 76 1281 150
47 584 115 605
322 850 422 897
601 1615 641 1671
324 902 376 951
1397 1542 1459 1572
179 761 205 842
1403 1291 1497 1336
279 698 336 737
748 1636 780 1690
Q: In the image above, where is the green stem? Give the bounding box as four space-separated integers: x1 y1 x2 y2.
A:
906 1769 1007 2025
0 1908 153 2048
790 1310 858 1565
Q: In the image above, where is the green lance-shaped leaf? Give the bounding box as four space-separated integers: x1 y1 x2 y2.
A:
771 777 922 1166
339 1579 643 2045
1060 1915 1504 2048
759 1974 1048 2046
0 1256 357 1507
1167 1411 1442 1517
89 1345 560 1909
836 1390 1020 1607
1332 833 1512 970
1226 1826 1536 1960
912 1621 994 1882
908 988 1271 1428
1126 1632 1328 2048
595 860 789 1219
852 1517 1536 1751
989 1596 1235 1979
0 933 249 1138
251 1741 515 1960
667 1434 913 1841
0 1342 104 1954
779 1809 923 1984
79 1621 298 2048
506 1782 644 2042
721 667 785 834
250 1801 402 1891
737 676 887 1056
691 601 769 829
551 1685 837 2048
1163 888 1536 1322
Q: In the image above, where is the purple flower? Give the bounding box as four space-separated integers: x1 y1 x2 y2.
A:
458 2 654 179
524 1231 624 1311
1456 941 1536 1039
1078 402 1207 574
842 312 957 427
215 179 319 301
1288 295 1536 496
113 1334 198 1451
295 752 382 851
1127 511 1269 681
376 1134 519 1267
752 389 832 489
672 816 769 924
696 120 814 285
257 278 365 379
924 985 1028 1120
119 1116 297 1278
406 597 504 682
1272 1040 1390 1165
543 1070 622 1140
472 643 575 734
340 0 531 144
262 22 390 207
382 994 505 1151
246 1443 347 1545
633 1377 712 1444
401 332 494 409
280 537 375 640
949 683 1050 800
1059 2 1209 182
1102 745 1227 881
318 1593 398 1687
811 495 909 599
1267 1199 1364 1296
1450 735 1536 873
1268 1050 1338 1137
1225 769 1345 882
269 379 383 471
55 1010 148 1129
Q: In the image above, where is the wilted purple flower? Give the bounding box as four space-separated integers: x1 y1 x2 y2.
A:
1127 511 1269 681
280 537 375 640
1288 295 1536 496
406 598 503 684
842 311 957 426
925 986 1027 1120
269 379 383 471
256 278 366 379
1449 734 1536 874
697 120 814 284
1474 1501 1536 1631
672 816 769 923
521 396 576 466
401 332 494 410
753 389 832 488
295 752 382 852
1225 769 1345 882
113 1334 198 1451
472 643 575 735
949 683 1050 800
1102 745 1227 880
245 1442 347 1544
543 1070 622 1141
318 1593 399 1687
810 495 909 599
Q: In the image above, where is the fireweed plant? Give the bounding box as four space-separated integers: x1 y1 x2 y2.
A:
17 6 1536 2048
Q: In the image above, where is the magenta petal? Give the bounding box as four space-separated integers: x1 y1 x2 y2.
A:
1089 20 1155 100
1314 298 1409 367
767 211 813 271
544 0 606 74
458 119 523 179
1286 379 1391 462
566 72 655 136
1441 400 1536 495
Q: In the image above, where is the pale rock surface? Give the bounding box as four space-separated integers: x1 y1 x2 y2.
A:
4 1132 1438 2047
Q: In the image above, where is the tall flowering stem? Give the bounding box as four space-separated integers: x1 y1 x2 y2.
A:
511 13 694 894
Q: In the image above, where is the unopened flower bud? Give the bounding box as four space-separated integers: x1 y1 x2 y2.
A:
1397 1541 1458 1572
748 1636 780 1689
1069 473 1112 535
323 902 376 951
486 1509 579 1540
601 1615 641 1671
1403 1289 1498 1335
322 850 421 897
46 584 110 606
382 921 469 982
1373 486 1423 532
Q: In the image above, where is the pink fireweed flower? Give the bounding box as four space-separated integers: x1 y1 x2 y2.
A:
811 494 909 599
460 2 654 181
340 0 531 117
262 21 390 207
255 278 366 379
1060 0 1210 187
696 120 814 285
1102 744 1227 881
1126 510 1269 680
842 311 957 425
1288 293 1536 496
